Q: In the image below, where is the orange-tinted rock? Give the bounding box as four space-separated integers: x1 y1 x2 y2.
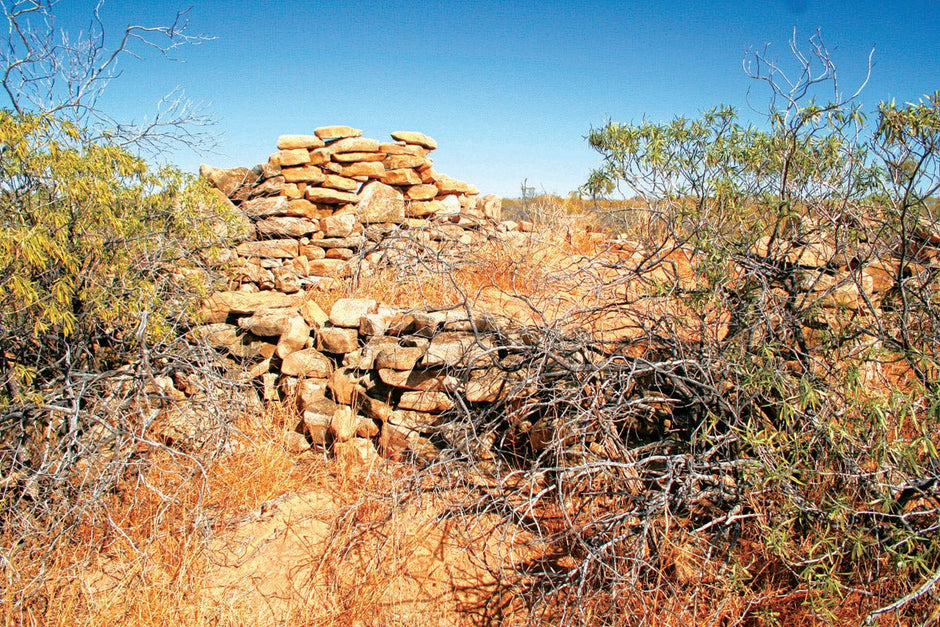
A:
270 148 310 167
315 125 362 141
277 134 325 150
405 184 439 201
383 169 422 186
390 131 437 150
282 165 327 184
340 161 386 178
305 186 360 204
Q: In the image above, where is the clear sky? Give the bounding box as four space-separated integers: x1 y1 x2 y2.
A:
44 0 940 197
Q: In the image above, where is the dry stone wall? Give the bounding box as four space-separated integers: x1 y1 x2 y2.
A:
197 126 531 466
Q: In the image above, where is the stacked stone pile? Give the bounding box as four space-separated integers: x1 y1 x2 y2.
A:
196 291 538 464
200 125 511 294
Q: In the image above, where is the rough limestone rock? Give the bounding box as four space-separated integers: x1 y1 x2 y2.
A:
322 174 360 192
331 151 385 163
255 216 320 238
241 196 290 218
391 131 438 150
200 291 303 323
330 406 357 442
383 169 422 186
236 239 299 259
281 165 327 184
305 186 360 205
384 154 428 170
356 181 405 224
422 332 491 367
374 346 426 371
319 326 359 354
270 149 311 167
302 410 331 445
476 194 502 221
405 184 439 201
398 391 453 413
237 310 294 337
321 213 357 238
277 134 324 150
273 267 302 293
330 298 378 328
276 316 311 358
281 348 333 378
315 125 363 141
378 368 455 392
340 161 385 179
328 137 380 153
200 164 256 198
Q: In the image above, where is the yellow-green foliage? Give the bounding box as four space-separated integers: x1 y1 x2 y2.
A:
0 111 242 406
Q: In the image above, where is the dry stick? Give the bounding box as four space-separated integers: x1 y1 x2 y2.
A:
863 565 940 625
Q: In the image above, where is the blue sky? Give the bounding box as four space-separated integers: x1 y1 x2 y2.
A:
45 0 940 197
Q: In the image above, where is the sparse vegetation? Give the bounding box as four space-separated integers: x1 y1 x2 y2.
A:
2 12 939 627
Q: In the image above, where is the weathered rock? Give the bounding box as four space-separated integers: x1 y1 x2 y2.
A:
438 195 461 215
307 258 350 276
200 164 256 198
405 184 439 201
241 196 290 218
297 378 328 408
237 310 293 337
357 181 405 224
330 406 357 442
476 194 502 221
464 370 508 403
380 142 427 156
236 239 299 259
331 151 386 163
305 186 360 205
249 176 285 197
300 300 330 328
328 367 365 405
281 349 333 378
191 323 240 349
374 346 426 371
307 235 364 250
356 393 393 423
322 174 361 191
325 248 354 260
276 316 311 358
406 200 445 217
200 291 303 323
384 154 428 170
356 416 380 439
390 131 437 150
383 168 422 186
255 216 320 237
273 267 301 293
285 199 333 220
330 298 377 327
281 165 327 184
315 125 363 141
388 409 440 431
422 332 492 367
319 326 359 354
277 134 325 150
398 391 453 413
320 213 357 238
328 137 380 153
333 437 379 470
270 149 311 167
301 410 331 445
434 174 477 195
283 430 310 453
378 368 455 392
340 162 386 179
